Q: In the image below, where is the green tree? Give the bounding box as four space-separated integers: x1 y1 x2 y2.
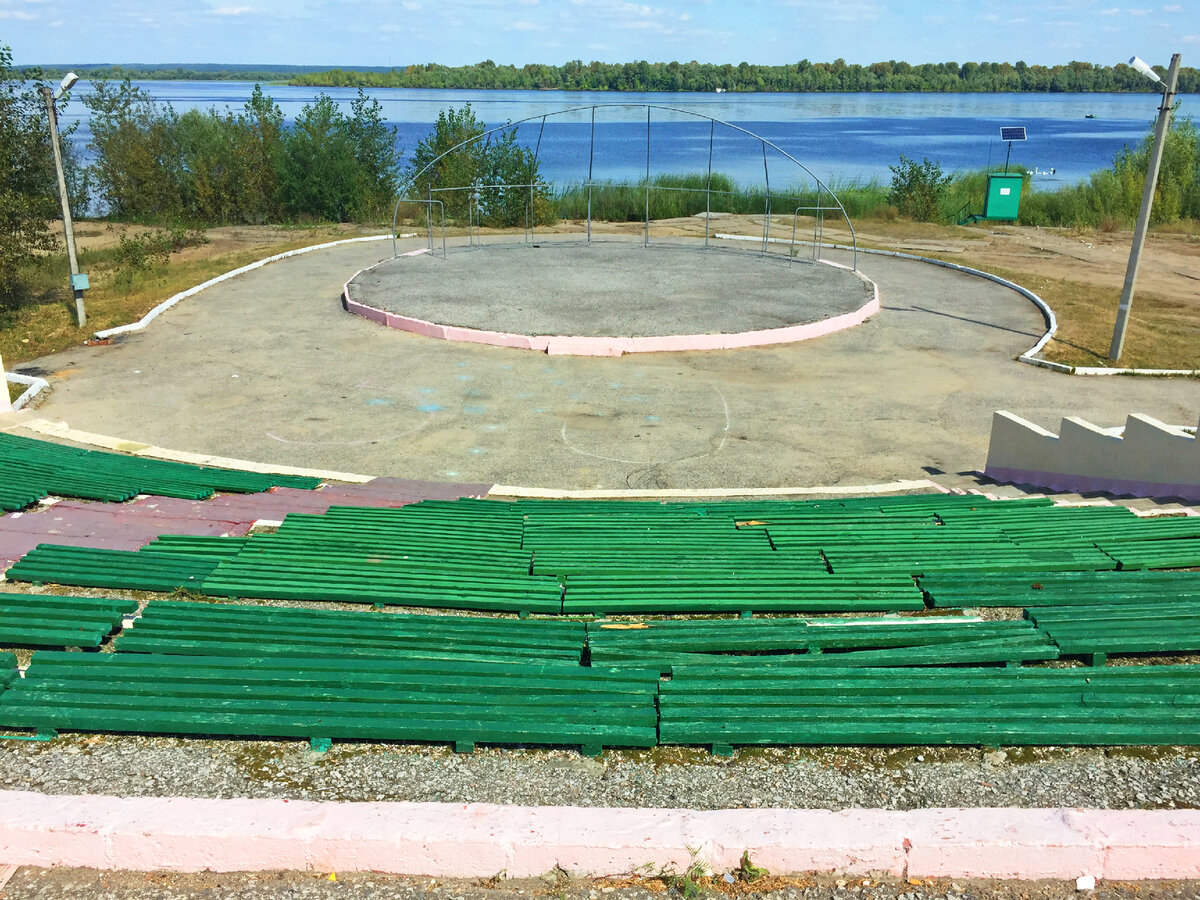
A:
279 94 361 221
0 45 60 304
405 104 552 226
344 89 401 220
406 104 488 218
85 78 187 221
888 154 951 222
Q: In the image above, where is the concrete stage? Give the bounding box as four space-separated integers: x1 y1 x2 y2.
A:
344 239 875 352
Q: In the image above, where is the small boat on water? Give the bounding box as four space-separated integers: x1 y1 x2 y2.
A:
1085 113 1096 119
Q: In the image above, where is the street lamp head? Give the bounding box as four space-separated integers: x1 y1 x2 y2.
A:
52 72 78 101
1128 56 1163 86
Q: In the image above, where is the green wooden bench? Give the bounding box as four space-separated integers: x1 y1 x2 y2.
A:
0 593 137 649
587 616 1056 672
659 664 1200 750
0 432 319 502
1028 600 1200 664
118 600 586 663
921 570 1200 608
0 651 659 754
5 545 219 593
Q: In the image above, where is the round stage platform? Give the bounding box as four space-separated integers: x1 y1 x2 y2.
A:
343 239 878 356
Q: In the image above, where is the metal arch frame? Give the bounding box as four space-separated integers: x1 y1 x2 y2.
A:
391 103 858 269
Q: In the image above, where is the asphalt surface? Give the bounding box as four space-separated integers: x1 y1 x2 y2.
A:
348 239 872 336
14 233 1199 491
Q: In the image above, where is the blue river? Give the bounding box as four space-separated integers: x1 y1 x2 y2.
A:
55 82 1197 192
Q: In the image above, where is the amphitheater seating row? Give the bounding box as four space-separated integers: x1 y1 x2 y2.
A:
0 652 659 754
4 649 1197 750
117 600 585 662
0 594 137 648
6 545 219 593
1027 600 1200 662
920 569 1200 608
0 432 320 509
586 616 1057 672
5 495 1198 614
658 664 1200 750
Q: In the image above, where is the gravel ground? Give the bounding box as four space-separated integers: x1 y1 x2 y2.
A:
4 867 1200 900
2 736 1198 810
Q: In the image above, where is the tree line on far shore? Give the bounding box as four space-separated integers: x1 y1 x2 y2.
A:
290 58 1199 94
25 58 1200 94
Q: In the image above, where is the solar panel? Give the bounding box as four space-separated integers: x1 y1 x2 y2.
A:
1000 126 1028 142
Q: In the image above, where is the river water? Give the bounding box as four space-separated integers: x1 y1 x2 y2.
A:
57 81 1197 191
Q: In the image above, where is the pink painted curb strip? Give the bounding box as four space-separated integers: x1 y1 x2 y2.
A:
2 793 1198 880
340 259 880 356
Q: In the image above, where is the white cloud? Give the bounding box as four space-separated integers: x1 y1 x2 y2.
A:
1127 7 1151 14
1162 3 1182 9
401 1 420 8
1099 7 1120 13
212 4 254 14
0 9 35 18
504 19 539 30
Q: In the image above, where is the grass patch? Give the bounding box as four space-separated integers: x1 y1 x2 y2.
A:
0 223 371 368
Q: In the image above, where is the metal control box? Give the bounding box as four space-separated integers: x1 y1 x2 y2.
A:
983 173 1024 221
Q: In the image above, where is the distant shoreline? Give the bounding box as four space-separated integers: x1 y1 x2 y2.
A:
20 59 1199 94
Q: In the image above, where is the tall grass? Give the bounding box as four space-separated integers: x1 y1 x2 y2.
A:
554 172 888 223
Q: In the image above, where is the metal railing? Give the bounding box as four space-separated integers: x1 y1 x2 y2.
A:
391 104 858 268
392 197 446 258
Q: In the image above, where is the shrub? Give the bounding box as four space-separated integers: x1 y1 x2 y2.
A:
887 153 951 222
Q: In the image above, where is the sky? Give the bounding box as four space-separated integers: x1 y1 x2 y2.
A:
2 0 1196 68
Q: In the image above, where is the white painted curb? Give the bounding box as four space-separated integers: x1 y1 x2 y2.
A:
489 479 948 500
3 372 49 411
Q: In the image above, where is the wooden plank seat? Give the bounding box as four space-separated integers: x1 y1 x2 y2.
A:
587 616 1055 671
0 432 319 502
0 593 137 649
118 600 586 663
0 652 659 752
5 545 219 593
659 664 1200 748
199 559 563 613
563 573 924 616
0 483 47 513
0 652 17 693
921 570 1200 608
1027 600 1200 661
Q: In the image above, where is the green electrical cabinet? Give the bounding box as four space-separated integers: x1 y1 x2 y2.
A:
983 173 1024 221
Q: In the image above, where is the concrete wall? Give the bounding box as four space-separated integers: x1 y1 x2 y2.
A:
0 351 11 414
985 410 1200 500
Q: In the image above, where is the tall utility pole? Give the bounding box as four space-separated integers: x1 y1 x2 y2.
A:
40 75 87 329
1109 53 1181 362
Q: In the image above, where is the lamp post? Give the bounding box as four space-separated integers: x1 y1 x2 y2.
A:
39 72 88 329
1108 53 1181 362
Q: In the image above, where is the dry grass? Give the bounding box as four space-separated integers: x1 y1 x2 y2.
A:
953 257 1200 371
